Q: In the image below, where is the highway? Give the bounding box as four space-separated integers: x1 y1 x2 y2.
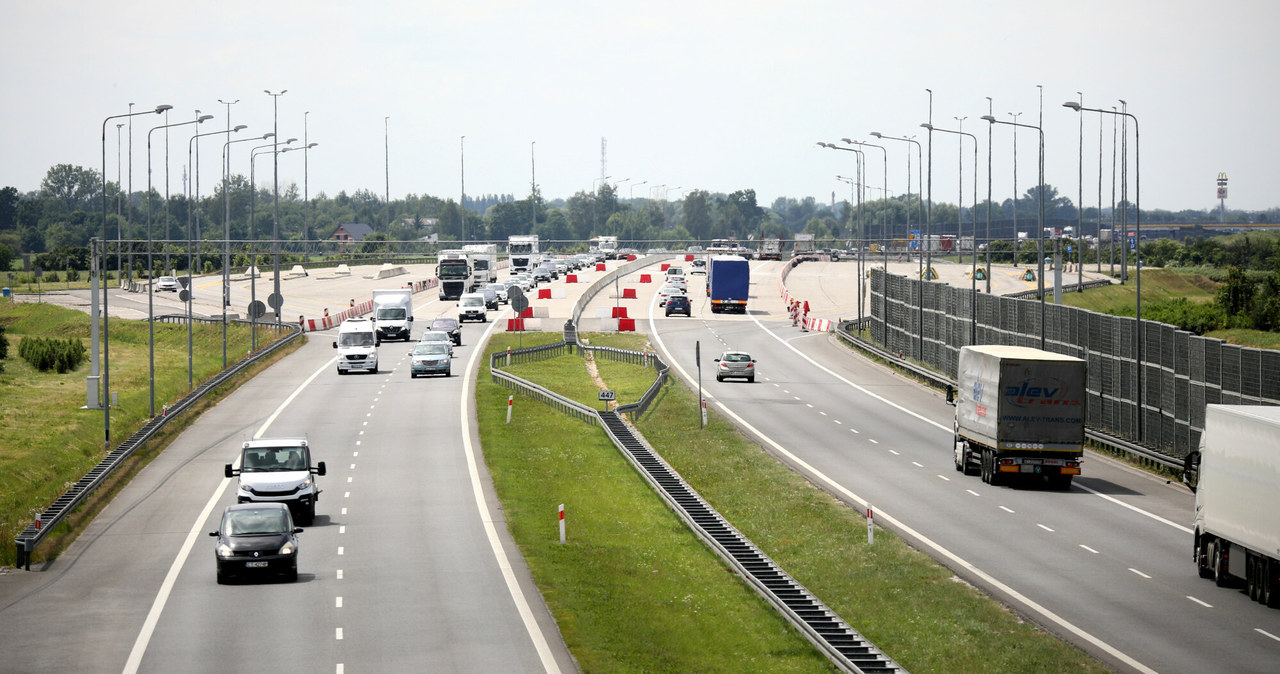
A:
640 257 1280 673
4 254 1280 672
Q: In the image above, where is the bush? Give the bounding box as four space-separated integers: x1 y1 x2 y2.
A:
18 335 87 373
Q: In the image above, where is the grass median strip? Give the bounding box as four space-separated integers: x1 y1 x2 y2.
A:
479 331 1107 673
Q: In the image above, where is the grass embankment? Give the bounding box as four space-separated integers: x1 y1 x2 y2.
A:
0 298 297 566
478 332 1106 673
1060 268 1277 349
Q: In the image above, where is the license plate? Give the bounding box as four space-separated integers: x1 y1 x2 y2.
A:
245 561 269 568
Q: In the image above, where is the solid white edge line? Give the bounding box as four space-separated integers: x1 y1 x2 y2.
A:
645 278 1157 674
459 310 561 674
123 356 337 674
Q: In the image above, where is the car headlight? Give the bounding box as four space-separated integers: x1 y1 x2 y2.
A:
279 541 296 556
218 543 234 557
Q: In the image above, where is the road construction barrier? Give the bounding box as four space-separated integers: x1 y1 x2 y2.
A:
640 274 652 283
617 318 636 332
622 288 637 299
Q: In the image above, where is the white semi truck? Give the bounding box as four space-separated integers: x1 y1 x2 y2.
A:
949 345 1086 488
508 235 540 273
1187 404 1280 606
436 249 471 300
462 243 499 287
371 289 413 342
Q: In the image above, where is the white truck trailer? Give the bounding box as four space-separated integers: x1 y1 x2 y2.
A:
371 289 413 342
462 243 499 287
508 235 540 273
1188 404 1280 606
949 345 1086 488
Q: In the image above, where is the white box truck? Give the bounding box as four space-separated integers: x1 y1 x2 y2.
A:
948 345 1086 488
462 243 499 287
371 289 413 342
1187 405 1280 606
508 235 540 273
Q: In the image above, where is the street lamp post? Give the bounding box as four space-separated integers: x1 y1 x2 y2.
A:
145 112 205 417
1009 112 1023 267
1064 99 1142 440
984 97 993 293
265 89 287 325
981 113 1046 350
869 131 924 266
187 125 245 388
222 132 274 367
817 143 862 239
249 139 296 349
98 104 171 442
920 121 979 344
843 139 888 250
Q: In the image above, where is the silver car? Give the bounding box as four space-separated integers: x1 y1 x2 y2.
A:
715 351 756 383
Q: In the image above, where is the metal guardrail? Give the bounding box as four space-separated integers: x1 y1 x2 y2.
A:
832 319 1184 472
13 317 302 569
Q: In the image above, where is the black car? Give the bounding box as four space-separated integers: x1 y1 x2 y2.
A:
210 503 301 584
665 294 692 317
430 317 462 346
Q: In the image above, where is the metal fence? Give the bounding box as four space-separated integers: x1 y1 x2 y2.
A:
869 268 1280 461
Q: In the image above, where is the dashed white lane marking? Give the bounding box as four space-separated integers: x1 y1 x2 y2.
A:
344 491 350 498
833 419 842 424
937 475 950 481
1037 524 1055 532
1129 568 1151 579
337 547 344 555
911 461 924 468
337 664 344 674
1255 628 1280 642
341 508 348 515
868 439 878 444
967 490 981 497
806 403 813 408
1080 544 1099 554
338 526 346 534
1188 596 1212 608
888 449 900 456
349 464 356 469
999 506 1014 513
336 628 344 640
336 597 343 608
336 569 343 580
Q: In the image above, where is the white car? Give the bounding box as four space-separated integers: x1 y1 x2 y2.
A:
154 275 180 292
666 275 688 292
657 284 686 307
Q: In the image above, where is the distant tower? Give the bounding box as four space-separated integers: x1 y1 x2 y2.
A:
600 137 608 182
1216 172 1228 224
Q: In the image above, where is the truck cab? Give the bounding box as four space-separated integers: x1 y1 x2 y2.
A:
225 437 326 526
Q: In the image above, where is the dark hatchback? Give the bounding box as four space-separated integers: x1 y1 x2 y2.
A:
665 294 692 316
429 317 463 346
210 503 301 584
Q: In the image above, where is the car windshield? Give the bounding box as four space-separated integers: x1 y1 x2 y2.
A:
223 507 291 536
432 320 457 330
414 342 449 356
242 447 308 472
723 353 752 363
338 332 375 347
461 297 483 307
376 307 406 320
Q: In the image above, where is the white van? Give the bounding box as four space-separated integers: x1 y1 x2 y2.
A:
333 317 379 374
458 292 487 323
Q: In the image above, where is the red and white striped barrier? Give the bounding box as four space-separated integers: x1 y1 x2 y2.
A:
803 316 832 333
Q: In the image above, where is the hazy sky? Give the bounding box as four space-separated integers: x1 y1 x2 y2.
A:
4 1 1278 215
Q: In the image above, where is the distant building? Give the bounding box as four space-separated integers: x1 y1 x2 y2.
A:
331 223 374 242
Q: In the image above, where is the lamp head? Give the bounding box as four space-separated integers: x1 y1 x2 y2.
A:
262 132 274 140
980 115 997 123
841 137 853 144
1062 101 1082 111
869 131 882 138
197 114 214 123
306 143 318 148
154 104 173 114
920 123 934 130
233 124 248 132
285 138 298 144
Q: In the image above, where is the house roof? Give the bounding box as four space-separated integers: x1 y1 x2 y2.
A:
332 223 374 241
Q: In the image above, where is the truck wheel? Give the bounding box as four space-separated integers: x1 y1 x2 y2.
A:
1265 560 1280 608
1197 538 1215 579
1214 541 1232 588
1248 556 1260 602
979 450 989 483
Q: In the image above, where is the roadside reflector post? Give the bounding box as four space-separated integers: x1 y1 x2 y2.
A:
867 505 874 545
506 395 513 424
506 346 511 367
558 504 566 544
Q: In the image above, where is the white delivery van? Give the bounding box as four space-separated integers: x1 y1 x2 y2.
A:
457 292 487 323
333 317 379 374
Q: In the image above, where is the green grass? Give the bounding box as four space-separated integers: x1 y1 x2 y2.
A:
478 333 1107 673
0 298 295 566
